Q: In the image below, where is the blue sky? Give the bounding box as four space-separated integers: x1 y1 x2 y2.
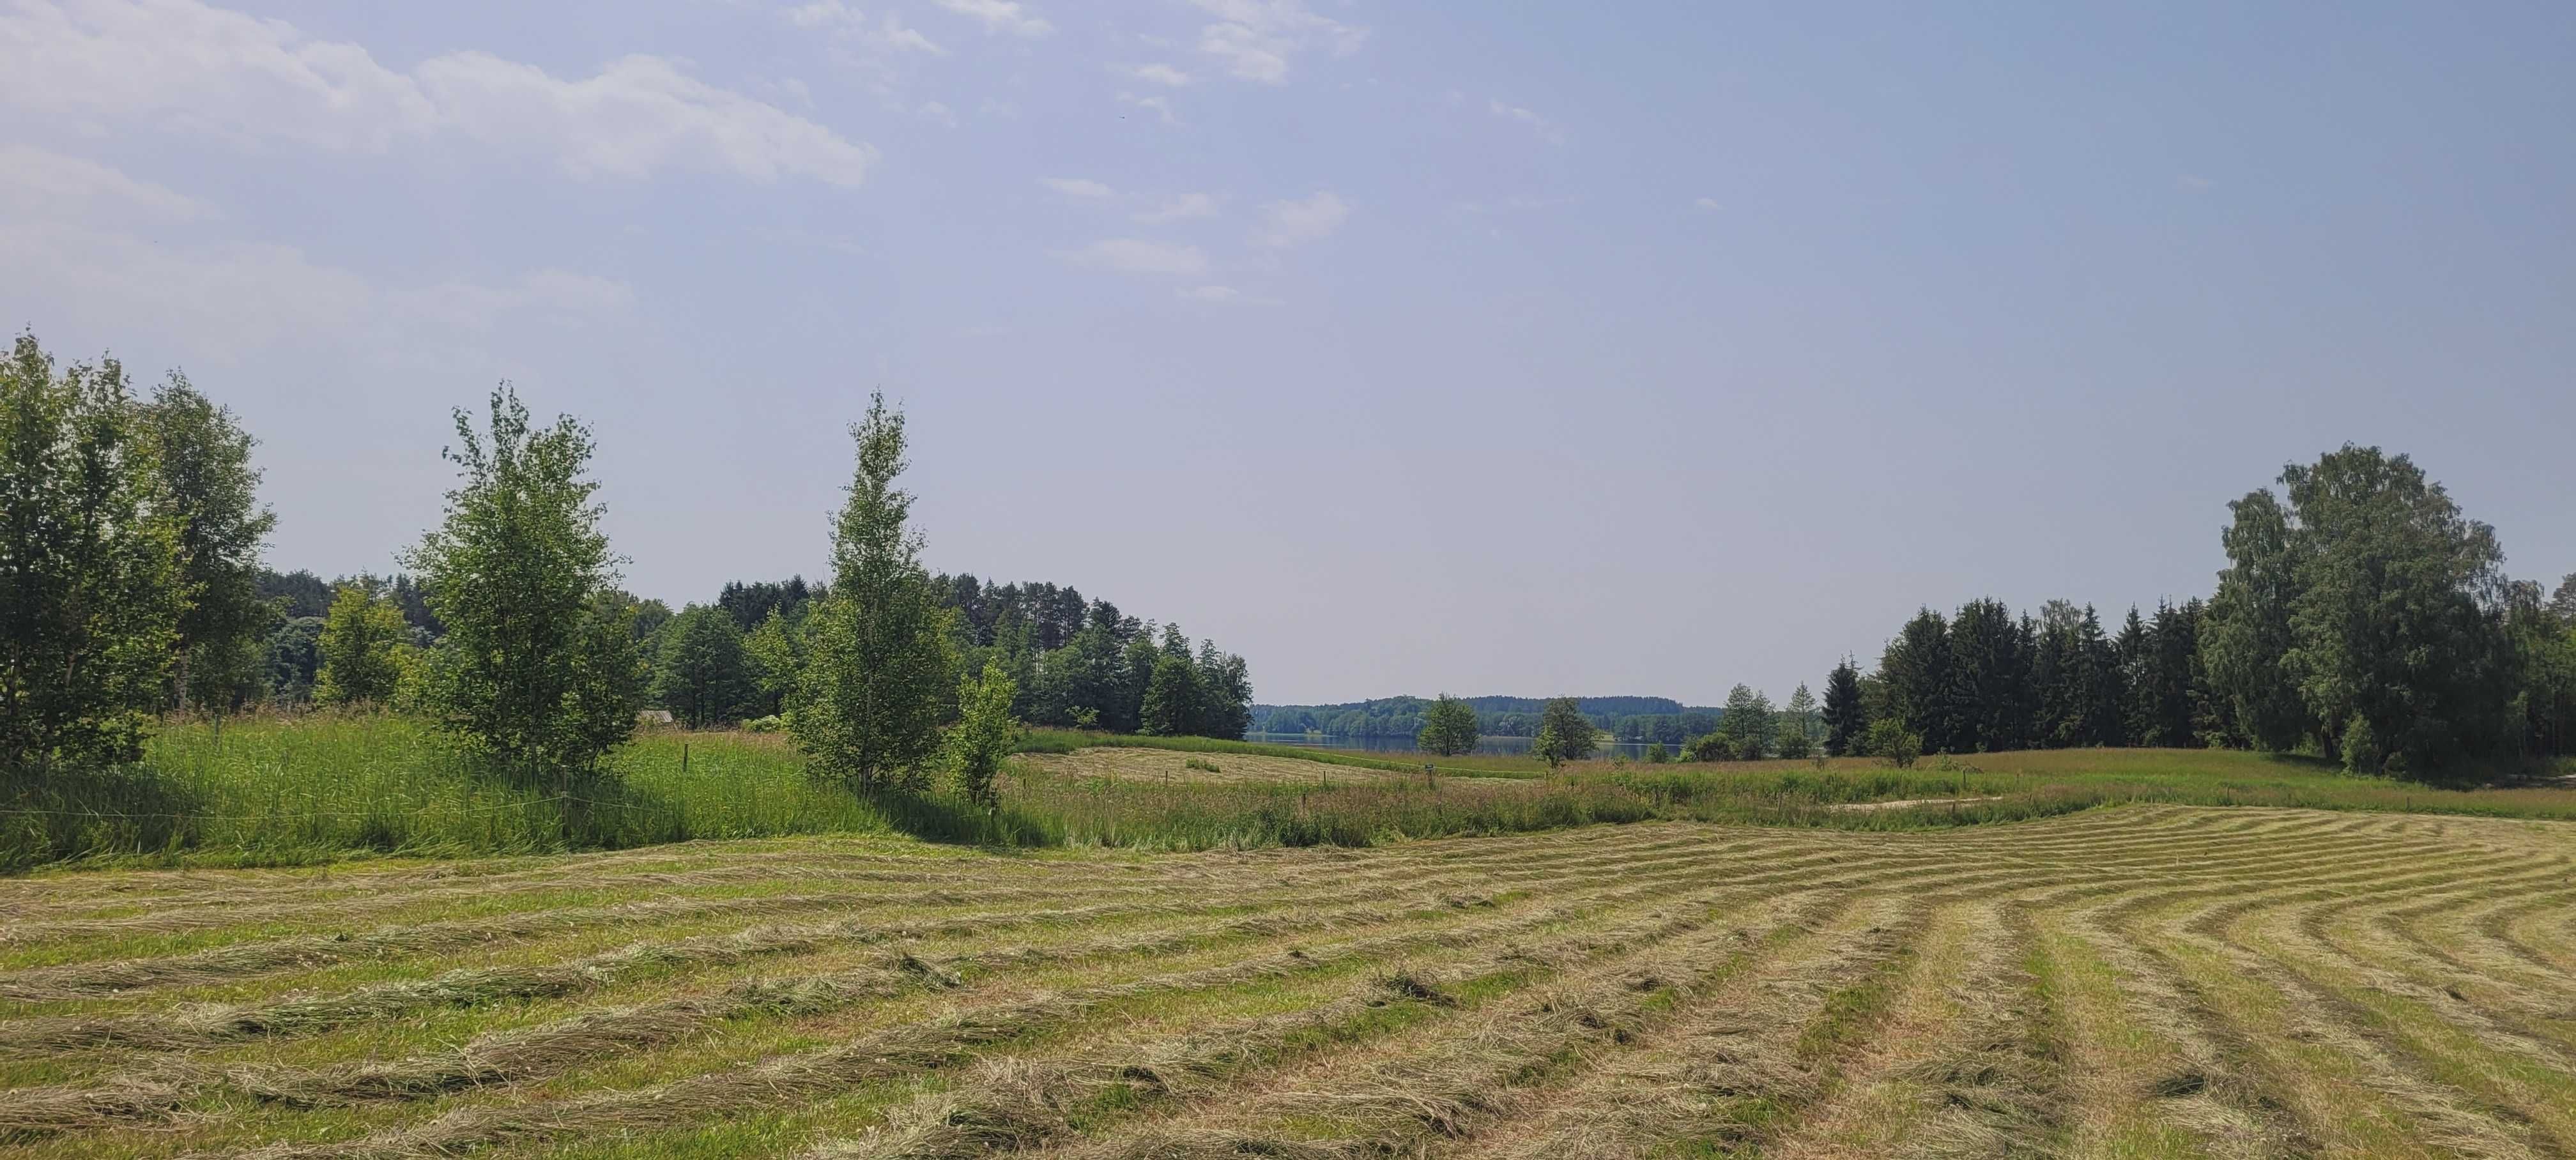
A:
4 0 2571 705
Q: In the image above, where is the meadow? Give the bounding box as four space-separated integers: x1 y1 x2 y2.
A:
2 805 2573 1157
4 714 2573 871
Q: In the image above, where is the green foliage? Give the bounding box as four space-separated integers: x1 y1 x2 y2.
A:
792 393 958 790
1644 742 1668 763
947 657 1019 806
742 608 804 718
1138 648 1205 736
1532 696 1597 768
1775 720 1813 759
1867 719 1922 768
1821 659 1867 756
0 335 180 771
1716 683 1774 760
1416 694 1481 756
313 583 411 706
138 374 275 713
407 387 642 788
654 604 755 729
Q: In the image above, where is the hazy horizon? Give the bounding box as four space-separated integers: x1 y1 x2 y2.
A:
6 1 2570 706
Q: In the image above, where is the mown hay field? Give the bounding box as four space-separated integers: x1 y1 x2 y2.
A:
3 807 2573 1158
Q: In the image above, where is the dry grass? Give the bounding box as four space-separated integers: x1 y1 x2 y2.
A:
1 806 2573 1158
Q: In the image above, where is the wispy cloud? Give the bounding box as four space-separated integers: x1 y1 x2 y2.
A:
1490 99 1565 145
0 0 878 186
1694 197 1722 211
1040 176 1115 198
933 0 1052 37
1134 192 1220 223
1116 62 1194 86
1251 190 1348 248
1058 238 1210 275
1186 0 1367 84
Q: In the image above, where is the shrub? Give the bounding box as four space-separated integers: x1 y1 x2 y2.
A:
1644 743 1668 763
1184 756 1220 774
1866 719 1922 769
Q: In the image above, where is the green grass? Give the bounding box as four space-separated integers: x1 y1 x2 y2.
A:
1 714 2568 871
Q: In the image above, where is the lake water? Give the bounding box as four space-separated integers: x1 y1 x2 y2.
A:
1241 732 1676 759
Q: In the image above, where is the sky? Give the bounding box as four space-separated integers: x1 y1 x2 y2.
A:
4 0 2572 707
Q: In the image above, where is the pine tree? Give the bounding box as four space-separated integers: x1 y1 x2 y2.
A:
792 393 958 790
1821 659 1867 756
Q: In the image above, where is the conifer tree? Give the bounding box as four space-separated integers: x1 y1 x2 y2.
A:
654 605 753 729
1821 659 1867 756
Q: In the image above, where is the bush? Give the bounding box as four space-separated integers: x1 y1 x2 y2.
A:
742 714 786 734
1866 719 1922 769
1644 743 1668 763
1184 756 1220 774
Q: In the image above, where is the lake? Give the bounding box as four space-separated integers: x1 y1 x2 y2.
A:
1240 732 1676 759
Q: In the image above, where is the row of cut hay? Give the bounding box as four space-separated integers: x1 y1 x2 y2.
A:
2096 873 2542 1155
1055 892 1900 1159
221 874 1782 1160
7 830 1839 1140
10 873 1602 1130
808 889 1850 1160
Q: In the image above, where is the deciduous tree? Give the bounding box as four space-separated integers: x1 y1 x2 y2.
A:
1417 694 1480 756
139 374 275 713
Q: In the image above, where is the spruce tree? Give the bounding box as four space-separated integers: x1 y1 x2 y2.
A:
1821 659 1867 756
793 393 958 790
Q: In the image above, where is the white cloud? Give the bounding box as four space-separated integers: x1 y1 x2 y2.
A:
1490 100 1565 145
1134 192 1219 223
1186 0 1366 84
0 144 213 220
1694 197 1722 211
1040 176 1115 198
1181 285 1239 301
915 100 958 126
1251 190 1347 248
932 0 1051 37
1058 238 1209 276
1116 62 1193 86
0 0 877 187
1118 92 1179 125
785 1 857 28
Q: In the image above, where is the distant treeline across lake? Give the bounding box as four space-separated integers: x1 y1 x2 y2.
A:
1241 732 1674 759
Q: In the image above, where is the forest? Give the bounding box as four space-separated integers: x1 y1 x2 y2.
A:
1254 695 1721 742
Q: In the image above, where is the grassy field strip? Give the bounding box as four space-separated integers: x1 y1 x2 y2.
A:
2372 887 2576 1004
2117 881 2542 1157
208 844 2051 1159
0 826 1753 1001
802 890 1843 1160
1041 896 1875 1159
0 832 1821 1094
0 827 1736 965
2227 894 2576 1149
209 877 1782 1160
2315 881 2576 1042
2031 909 2257 1159
1084 893 1915 1159
1756 899 2047 1159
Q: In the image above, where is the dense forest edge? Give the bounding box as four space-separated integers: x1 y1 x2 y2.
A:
3 331 2572 870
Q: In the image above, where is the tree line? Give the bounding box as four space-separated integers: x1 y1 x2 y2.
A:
1255 695 1718 742
1794 446 2573 776
0 333 1246 813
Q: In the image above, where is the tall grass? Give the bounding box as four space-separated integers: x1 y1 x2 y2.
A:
3 715 2569 871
